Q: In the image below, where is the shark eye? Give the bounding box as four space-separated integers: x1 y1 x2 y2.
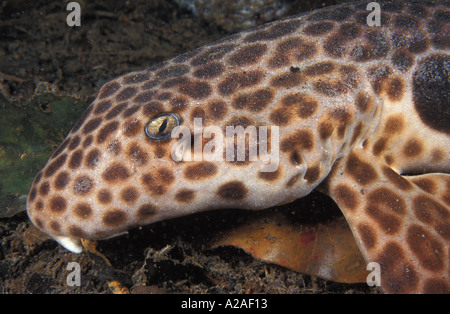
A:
145 113 181 140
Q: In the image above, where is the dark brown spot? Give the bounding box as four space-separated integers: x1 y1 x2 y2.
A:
355 92 374 113
207 100 227 120
82 135 93 148
94 100 113 115
412 195 448 230
382 166 413 191
407 224 444 271
170 97 188 111
44 153 68 177
184 162 218 180
217 181 248 200
284 94 318 119
403 138 423 157
122 105 141 118
68 226 87 238
304 166 320 183
116 87 137 102
35 200 43 211
413 55 449 134
218 71 263 96
68 150 83 170
142 101 162 116
258 166 282 182
423 279 449 294
303 62 335 76
73 175 94 195
193 62 224 79
412 178 436 193
281 130 314 152
29 188 37 202
233 89 274 112
269 108 290 126
141 168 175 196
120 187 139 204
49 196 67 213
39 182 50 196
157 92 172 101
142 80 158 90
103 209 127 226
228 43 267 67
98 189 112 204
54 171 70 190
289 151 302 165
190 107 206 123
372 137 387 156
135 91 156 104
162 77 190 88
286 173 301 187
33 172 43 185
97 121 119 144
85 149 101 169
137 204 157 220
333 184 359 212
178 81 211 99
226 116 253 129
345 153 378 185
128 143 148 167
34 217 44 229
409 33 429 54
175 189 196 203
102 163 130 182
319 121 334 140
350 30 389 62
357 223 376 250
82 117 102 134
99 81 120 99
68 136 81 151
304 21 334 36
271 72 303 88
431 149 445 163
107 140 121 156
384 115 405 134
157 92 171 101
153 146 166 159
392 50 414 71
50 221 61 232
314 66 359 96
395 15 418 29
123 119 141 137
366 187 407 234
269 37 316 67
376 242 419 293
386 77 404 101
74 203 92 219
106 103 129 120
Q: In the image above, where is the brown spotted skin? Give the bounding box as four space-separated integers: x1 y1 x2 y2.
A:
27 0 449 293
